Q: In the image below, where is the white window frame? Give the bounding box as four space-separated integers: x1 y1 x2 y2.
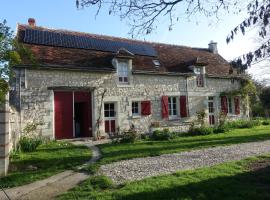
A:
131 101 141 117
227 96 234 114
168 96 179 119
194 67 205 87
117 60 129 84
104 102 116 119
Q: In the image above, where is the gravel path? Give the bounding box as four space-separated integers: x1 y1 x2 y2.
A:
100 140 270 184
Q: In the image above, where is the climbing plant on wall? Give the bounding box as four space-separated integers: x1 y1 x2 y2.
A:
220 78 257 115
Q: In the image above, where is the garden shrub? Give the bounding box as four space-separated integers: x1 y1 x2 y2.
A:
213 125 230 134
189 126 213 136
151 128 176 140
90 175 114 189
226 120 261 129
120 129 138 143
18 135 43 152
262 120 270 125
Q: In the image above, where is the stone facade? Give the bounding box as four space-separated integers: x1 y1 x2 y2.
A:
0 95 10 177
9 65 246 140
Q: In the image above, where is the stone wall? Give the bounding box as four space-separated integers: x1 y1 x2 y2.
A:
0 95 9 177
10 67 245 139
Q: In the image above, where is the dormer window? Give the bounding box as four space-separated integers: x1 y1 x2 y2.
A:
153 60 160 67
117 60 129 84
194 67 204 87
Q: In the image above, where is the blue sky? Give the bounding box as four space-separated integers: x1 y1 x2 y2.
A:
2 0 266 81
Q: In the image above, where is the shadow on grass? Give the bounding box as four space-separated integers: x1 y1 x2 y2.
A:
114 165 270 200
0 154 90 188
0 143 91 188
99 131 270 163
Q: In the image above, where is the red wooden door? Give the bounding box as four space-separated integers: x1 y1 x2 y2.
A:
74 92 92 137
54 91 73 139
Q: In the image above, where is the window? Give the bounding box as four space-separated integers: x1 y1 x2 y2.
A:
208 96 215 125
168 97 177 117
117 61 129 83
194 67 204 87
208 97 215 113
132 102 140 116
153 60 161 67
228 97 233 114
104 103 115 118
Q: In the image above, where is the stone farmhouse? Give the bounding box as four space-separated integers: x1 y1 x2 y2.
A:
9 19 247 140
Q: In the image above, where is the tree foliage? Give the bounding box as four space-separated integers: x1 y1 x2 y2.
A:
0 20 34 102
227 0 270 68
260 86 270 109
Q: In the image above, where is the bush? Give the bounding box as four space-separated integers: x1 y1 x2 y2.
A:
120 129 138 143
18 136 43 152
262 120 270 125
213 125 230 134
226 120 261 129
90 175 114 189
151 129 176 140
189 126 213 136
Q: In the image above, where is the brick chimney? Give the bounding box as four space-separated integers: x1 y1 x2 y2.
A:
28 18 36 27
208 41 218 54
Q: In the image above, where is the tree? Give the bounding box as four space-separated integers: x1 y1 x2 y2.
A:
76 0 270 68
260 86 270 111
0 20 16 102
0 20 34 102
76 0 239 36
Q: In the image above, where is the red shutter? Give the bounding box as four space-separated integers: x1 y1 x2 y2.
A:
234 96 240 115
180 96 187 117
54 91 73 139
161 96 169 119
141 101 151 115
221 96 228 114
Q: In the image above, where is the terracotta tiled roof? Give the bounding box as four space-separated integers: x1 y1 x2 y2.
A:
16 24 232 75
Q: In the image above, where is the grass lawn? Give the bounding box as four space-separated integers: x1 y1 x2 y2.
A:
0 141 91 188
98 125 270 164
58 155 270 200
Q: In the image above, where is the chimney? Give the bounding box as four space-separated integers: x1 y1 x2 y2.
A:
208 40 218 54
28 18 36 26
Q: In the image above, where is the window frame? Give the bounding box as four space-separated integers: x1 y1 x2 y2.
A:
131 101 141 116
168 96 179 119
194 67 205 87
227 96 234 114
104 102 116 119
117 60 129 84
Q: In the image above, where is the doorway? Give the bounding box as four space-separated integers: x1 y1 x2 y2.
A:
54 91 92 139
74 102 86 138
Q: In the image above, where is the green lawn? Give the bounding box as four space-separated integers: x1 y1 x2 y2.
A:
98 125 270 164
0 141 91 188
58 155 270 200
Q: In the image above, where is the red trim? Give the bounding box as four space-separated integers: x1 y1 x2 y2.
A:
54 91 73 139
161 96 169 119
180 96 187 117
234 96 240 115
221 96 228 115
141 101 151 115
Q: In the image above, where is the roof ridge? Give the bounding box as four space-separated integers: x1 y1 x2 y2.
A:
17 23 209 51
